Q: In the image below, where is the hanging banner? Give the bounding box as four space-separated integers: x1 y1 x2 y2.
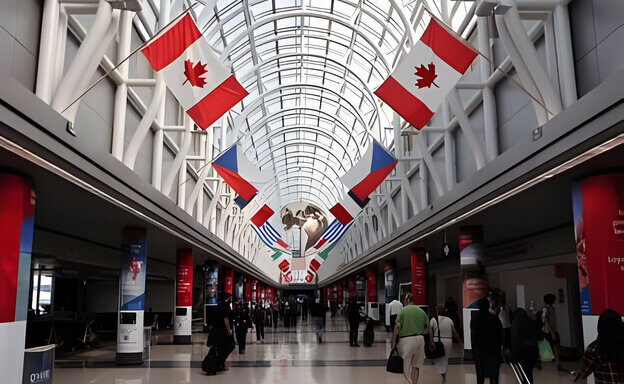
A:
411 249 427 306
176 250 193 307
572 174 624 315
121 229 147 311
366 269 377 303
205 261 218 307
22 345 55 384
223 268 234 295
244 276 253 302
0 174 35 384
384 261 397 302
459 226 486 358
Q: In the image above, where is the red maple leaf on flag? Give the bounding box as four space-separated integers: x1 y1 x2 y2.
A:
182 59 207 88
414 62 439 89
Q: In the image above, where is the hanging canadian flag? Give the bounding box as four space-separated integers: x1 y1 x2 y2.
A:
141 13 248 130
374 18 477 130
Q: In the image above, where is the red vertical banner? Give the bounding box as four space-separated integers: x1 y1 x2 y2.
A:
366 269 377 302
573 174 624 315
0 173 35 323
176 250 193 307
252 278 258 302
348 277 357 299
411 248 427 306
259 283 266 303
0 174 35 384
336 280 343 302
244 276 253 302
223 267 233 295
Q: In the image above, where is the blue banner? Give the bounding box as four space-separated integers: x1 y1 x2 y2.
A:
121 229 147 311
22 345 55 384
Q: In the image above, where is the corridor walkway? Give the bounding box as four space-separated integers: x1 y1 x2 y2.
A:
54 316 576 383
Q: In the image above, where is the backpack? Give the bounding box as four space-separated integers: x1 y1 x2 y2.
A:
202 346 219 376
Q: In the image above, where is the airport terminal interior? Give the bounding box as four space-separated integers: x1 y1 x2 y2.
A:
1 0 624 383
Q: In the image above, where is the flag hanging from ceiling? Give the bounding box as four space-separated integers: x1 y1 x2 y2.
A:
141 13 248 130
329 140 396 225
212 144 270 201
312 219 353 258
243 194 290 253
340 140 397 202
374 18 477 130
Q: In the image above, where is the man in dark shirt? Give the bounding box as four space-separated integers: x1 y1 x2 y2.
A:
348 297 363 347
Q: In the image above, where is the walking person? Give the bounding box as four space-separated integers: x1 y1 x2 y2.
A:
311 301 327 343
389 297 403 332
254 305 265 343
272 303 279 329
511 308 539 383
233 305 251 354
206 294 235 372
573 309 624 383
391 293 429 384
541 293 561 370
348 297 363 347
429 304 463 380
471 297 503 384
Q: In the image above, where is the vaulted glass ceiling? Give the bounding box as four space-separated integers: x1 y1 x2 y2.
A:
196 0 476 213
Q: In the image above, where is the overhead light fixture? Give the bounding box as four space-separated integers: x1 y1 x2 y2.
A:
106 0 142 12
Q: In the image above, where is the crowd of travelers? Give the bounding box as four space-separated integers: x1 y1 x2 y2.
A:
202 291 624 383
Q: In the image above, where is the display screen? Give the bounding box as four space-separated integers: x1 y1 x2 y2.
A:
120 312 136 324
176 307 187 316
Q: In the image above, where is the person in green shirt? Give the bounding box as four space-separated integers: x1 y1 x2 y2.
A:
391 293 429 384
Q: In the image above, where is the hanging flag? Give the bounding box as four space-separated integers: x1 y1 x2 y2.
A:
329 194 367 226
305 257 321 283
340 140 397 203
275 254 293 283
374 18 477 130
312 219 353 257
141 13 248 130
212 144 270 201
247 196 291 253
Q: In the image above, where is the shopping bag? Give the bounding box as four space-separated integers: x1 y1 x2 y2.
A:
386 347 404 373
538 339 554 362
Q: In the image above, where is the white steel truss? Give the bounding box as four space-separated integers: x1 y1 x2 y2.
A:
34 0 576 283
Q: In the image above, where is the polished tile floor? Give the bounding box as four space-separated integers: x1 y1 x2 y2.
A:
54 315 581 383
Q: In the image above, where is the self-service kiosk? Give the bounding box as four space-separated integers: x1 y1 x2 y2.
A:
367 302 380 321
174 307 191 344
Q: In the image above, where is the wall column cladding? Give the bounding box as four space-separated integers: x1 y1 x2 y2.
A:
0 173 35 383
572 174 624 358
411 248 427 306
116 228 147 365
223 267 233 296
174 250 193 345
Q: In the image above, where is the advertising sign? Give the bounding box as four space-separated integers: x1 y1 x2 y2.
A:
411 249 427 306
121 229 147 311
22 345 54 384
205 261 218 307
176 250 193 307
572 174 624 315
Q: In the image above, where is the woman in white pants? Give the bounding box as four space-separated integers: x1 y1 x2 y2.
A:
429 305 463 380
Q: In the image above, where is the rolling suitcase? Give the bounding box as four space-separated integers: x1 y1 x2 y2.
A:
202 346 219 376
363 317 374 347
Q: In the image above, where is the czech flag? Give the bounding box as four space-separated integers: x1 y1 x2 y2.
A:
212 144 270 201
329 140 396 225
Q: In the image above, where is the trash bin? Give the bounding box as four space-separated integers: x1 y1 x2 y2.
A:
143 327 151 361
23 345 55 384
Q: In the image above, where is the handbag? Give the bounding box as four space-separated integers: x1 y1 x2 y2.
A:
538 339 554 362
386 347 404 373
425 317 446 360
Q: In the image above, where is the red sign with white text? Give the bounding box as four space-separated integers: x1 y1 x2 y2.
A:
176 250 193 307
